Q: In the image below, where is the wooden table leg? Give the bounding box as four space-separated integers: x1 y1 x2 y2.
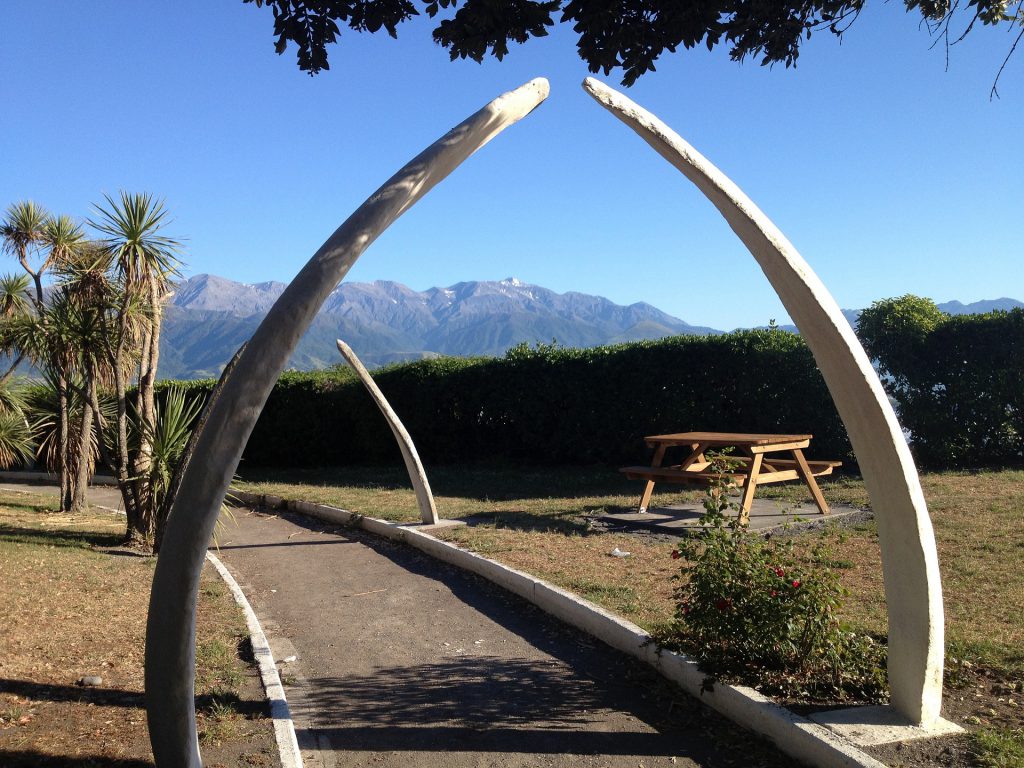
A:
636 444 667 513
738 452 763 526
792 449 831 515
680 448 707 471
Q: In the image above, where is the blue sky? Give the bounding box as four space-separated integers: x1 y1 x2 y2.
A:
2 2 1021 329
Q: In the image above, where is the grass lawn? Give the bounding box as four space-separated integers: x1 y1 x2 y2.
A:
0 489 279 767
237 464 1024 765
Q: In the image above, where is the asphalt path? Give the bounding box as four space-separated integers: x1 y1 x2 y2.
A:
214 507 791 768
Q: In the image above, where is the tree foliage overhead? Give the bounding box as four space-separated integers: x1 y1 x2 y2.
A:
244 0 1022 86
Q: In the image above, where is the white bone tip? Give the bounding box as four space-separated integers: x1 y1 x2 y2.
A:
581 77 617 105
486 78 549 121
499 77 549 107
522 77 550 100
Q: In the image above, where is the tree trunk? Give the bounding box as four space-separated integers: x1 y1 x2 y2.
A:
113 360 150 548
0 352 26 387
130 325 157 525
123 474 153 548
71 393 94 514
125 277 165 550
146 275 162 420
57 376 75 514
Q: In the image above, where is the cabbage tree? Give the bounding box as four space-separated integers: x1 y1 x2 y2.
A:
89 192 182 547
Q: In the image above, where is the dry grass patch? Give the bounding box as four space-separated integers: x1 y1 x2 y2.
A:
922 471 1024 667
0 490 278 767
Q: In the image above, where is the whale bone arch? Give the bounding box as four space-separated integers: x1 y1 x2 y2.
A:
144 78 550 767
582 76 944 727
337 339 439 524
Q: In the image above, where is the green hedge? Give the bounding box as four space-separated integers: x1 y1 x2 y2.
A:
857 298 1024 468
161 329 851 468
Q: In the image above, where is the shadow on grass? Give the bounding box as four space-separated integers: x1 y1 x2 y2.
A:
464 509 594 536
0 678 143 708
0 524 123 550
0 678 265 720
0 752 152 767
196 689 268 720
240 464 638 502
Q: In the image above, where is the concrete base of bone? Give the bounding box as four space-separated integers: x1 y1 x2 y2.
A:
399 519 467 532
810 705 964 746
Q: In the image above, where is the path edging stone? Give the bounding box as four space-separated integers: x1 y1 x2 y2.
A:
206 550 304 768
229 490 886 768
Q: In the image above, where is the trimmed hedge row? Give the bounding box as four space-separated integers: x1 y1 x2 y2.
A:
161 329 852 468
858 301 1024 468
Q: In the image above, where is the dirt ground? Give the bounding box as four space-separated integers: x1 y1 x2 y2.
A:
864 663 1023 767
0 488 280 767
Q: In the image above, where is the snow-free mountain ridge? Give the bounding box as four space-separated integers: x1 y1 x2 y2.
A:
161 274 719 379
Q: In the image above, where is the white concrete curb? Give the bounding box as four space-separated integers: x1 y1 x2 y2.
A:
206 550 303 768
230 490 887 768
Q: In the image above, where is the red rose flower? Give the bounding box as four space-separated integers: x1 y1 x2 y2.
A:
671 550 681 560
774 567 785 578
792 579 801 588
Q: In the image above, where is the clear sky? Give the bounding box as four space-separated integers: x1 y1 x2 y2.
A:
3 2 1021 330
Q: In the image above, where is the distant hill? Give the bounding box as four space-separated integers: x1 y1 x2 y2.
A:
159 274 720 379
765 299 1024 335
936 298 1024 314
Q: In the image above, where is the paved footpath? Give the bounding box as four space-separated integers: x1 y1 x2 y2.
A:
0 481 790 768
215 507 790 768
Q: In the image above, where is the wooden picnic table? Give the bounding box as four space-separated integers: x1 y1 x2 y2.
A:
619 431 841 524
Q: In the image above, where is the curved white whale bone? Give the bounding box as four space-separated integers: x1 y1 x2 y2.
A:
145 78 550 767
582 76 944 726
337 339 439 525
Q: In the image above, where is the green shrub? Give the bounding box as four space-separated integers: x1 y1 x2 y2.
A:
660 456 887 702
857 297 1024 468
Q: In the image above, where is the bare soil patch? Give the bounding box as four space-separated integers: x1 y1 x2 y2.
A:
0 489 280 767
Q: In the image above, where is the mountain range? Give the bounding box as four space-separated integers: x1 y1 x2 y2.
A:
159 274 720 379
158 274 1024 380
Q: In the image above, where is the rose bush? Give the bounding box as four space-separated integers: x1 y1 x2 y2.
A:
659 454 887 702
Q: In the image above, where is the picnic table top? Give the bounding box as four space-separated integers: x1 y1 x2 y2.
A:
644 431 813 446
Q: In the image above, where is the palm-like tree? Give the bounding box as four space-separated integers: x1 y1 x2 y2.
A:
0 273 32 318
38 216 90 508
51 244 125 513
0 202 50 385
0 273 34 386
4 282 94 509
41 215 87 277
1 211 104 511
0 382 35 469
0 201 49 304
89 192 182 546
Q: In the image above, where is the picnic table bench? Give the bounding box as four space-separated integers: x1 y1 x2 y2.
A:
620 431 841 524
